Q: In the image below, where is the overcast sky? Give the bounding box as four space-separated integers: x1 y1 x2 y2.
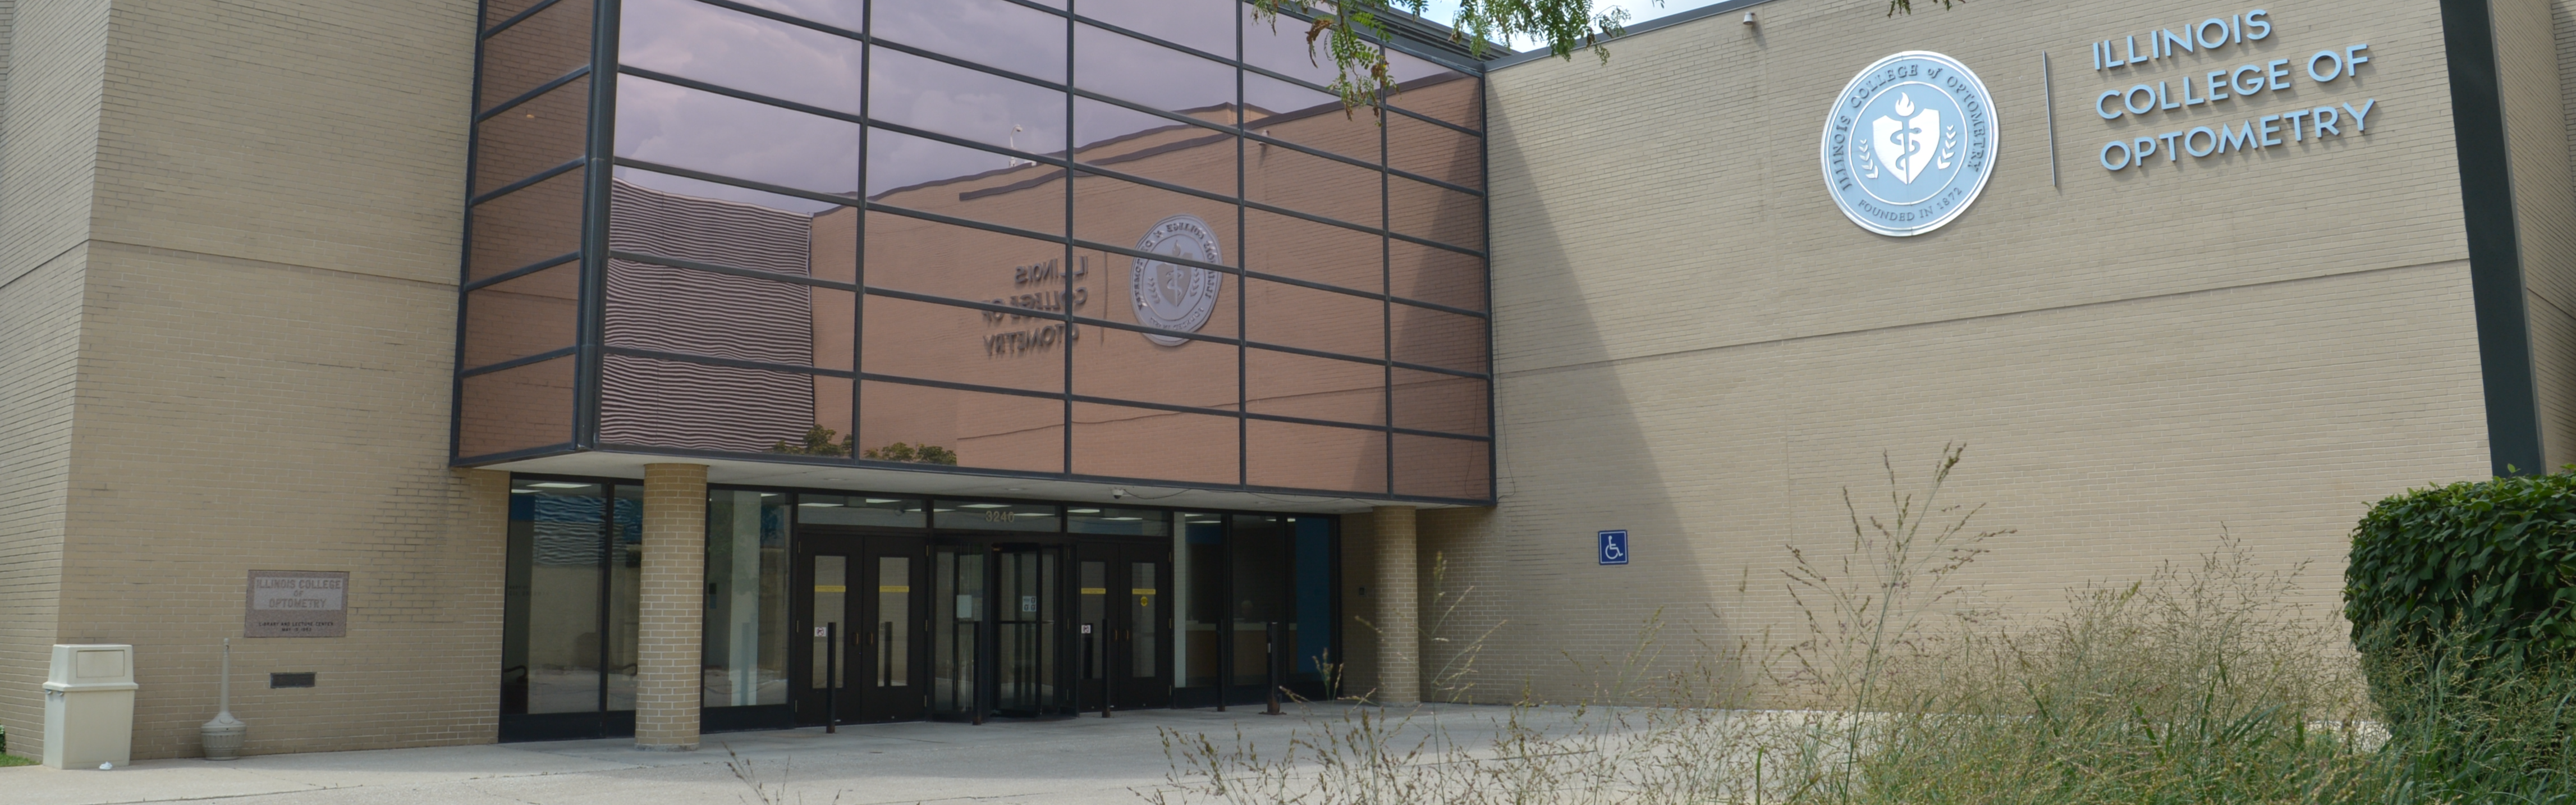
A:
1411 1 1714 53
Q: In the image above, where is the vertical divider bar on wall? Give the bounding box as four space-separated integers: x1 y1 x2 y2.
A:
1380 48 1396 499
853 0 871 465
1061 1 1078 479
1478 67 1496 502
574 0 624 449
1236 7 1249 488
453 0 493 459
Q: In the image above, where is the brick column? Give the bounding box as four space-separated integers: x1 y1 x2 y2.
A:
1373 505 1419 705
635 463 707 750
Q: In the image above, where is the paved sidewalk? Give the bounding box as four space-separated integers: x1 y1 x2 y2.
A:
1 704 1423 805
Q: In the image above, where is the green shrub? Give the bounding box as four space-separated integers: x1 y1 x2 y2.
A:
2346 469 2576 669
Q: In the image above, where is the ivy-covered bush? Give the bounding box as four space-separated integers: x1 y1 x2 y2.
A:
2346 469 2576 672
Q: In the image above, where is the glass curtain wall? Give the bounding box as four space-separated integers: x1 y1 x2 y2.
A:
456 0 1493 503
704 490 790 709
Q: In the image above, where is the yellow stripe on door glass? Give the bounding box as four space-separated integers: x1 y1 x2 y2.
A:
814 585 847 593
1079 587 1107 594
1132 588 1157 595
878 586 910 593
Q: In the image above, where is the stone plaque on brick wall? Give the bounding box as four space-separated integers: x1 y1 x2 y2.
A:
245 570 348 638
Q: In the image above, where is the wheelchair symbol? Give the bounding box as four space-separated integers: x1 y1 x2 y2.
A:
1598 530 1629 566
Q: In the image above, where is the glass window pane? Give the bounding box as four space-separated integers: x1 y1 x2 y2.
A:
1230 514 1288 686
1071 402 1237 484
1246 348 1383 426
1387 112 1480 191
874 0 1067 83
1067 507 1172 536
862 293 1066 392
1130 561 1159 678
503 480 604 715
1241 4 1340 86
728 0 863 31
1390 304 1486 373
476 76 589 196
796 494 927 527
1080 560 1106 680
936 500 1061 532
612 170 851 273
1071 321 1237 411
863 213 1072 303
870 46 1066 157
480 0 592 113
605 260 853 371
1081 0 1234 56
812 554 846 689
705 490 790 707
1245 208 1380 292
1072 174 1237 268
860 382 1063 474
1175 512 1223 688
877 556 911 687
1247 419 1384 493
868 128 1066 237
621 0 863 116
616 76 860 198
1391 368 1487 436
1074 25 1236 125
1388 177 1481 250
1386 71 1482 132
1075 97 1236 198
1245 72 1379 164
464 262 579 369
607 485 644 711
1289 516 1332 681
932 548 984 713
1388 240 1483 312
600 353 835 454
1391 433 1488 500
1245 278 1380 360
1248 144 1381 227
469 167 584 283
460 356 576 458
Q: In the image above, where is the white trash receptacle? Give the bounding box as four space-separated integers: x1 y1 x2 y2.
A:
43 644 137 769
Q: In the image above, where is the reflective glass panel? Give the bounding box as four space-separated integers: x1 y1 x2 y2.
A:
1070 317 1238 410
1240 4 1341 86
932 548 984 715
621 0 863 116
1387 240 1483 311
616 77 860 198
1074 25 1236 124
1390 304 1487 373
463 263 579 369
1386 111 1480 191
469 167 585 282
606 261 852 371
1245 348 1383 426
502 480 603 714
1081 0 1234 56
863 215 1074 305
1388 177 1482 250
1071 174 1237 267
460 356 576 458
607 486 644 711
869 46 1066 155
480 0 592 113
796 494 927 528
1130 561 1159 677
868 129 1067 237
1391 433 1488 500
1382 49 1478 127
730 0 864 31
1074 97 1236 198
1246 419 1385 493
612 171 852 267
599 353 832 454
706 490 790 706
1248 145 1381 226
1390 368 1487 436
861 293 1066 392
475 76 588 196
859 382 1064 474
1071 402 1237 484
936 500 1062 532
874 0 1068 83
1244 208 1381 292
1244 278 1381 360
1244 72 1379 164
1068 507 1172 536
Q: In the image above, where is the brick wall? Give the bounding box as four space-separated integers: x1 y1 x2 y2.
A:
1464 0 2495 704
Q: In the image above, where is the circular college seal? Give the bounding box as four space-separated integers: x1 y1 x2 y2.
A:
1819 51 1997 237
1129 214 1224 346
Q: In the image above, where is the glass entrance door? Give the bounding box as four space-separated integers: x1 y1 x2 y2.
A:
992 546 1061 716
931 542 1070 720
795 532 926 725
1076 541 1171 712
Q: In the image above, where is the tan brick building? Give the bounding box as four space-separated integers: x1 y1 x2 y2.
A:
0 0 2563 763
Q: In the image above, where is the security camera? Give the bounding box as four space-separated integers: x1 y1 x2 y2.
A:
1111 488 1128 499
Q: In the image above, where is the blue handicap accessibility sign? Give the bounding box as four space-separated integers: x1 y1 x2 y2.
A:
1598 530 1629 565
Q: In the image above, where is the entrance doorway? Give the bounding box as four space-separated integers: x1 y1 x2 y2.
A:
1075 541 1172 712
794 530 926 725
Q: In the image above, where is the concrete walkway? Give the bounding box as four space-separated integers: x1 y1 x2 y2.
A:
1 705 1415 805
